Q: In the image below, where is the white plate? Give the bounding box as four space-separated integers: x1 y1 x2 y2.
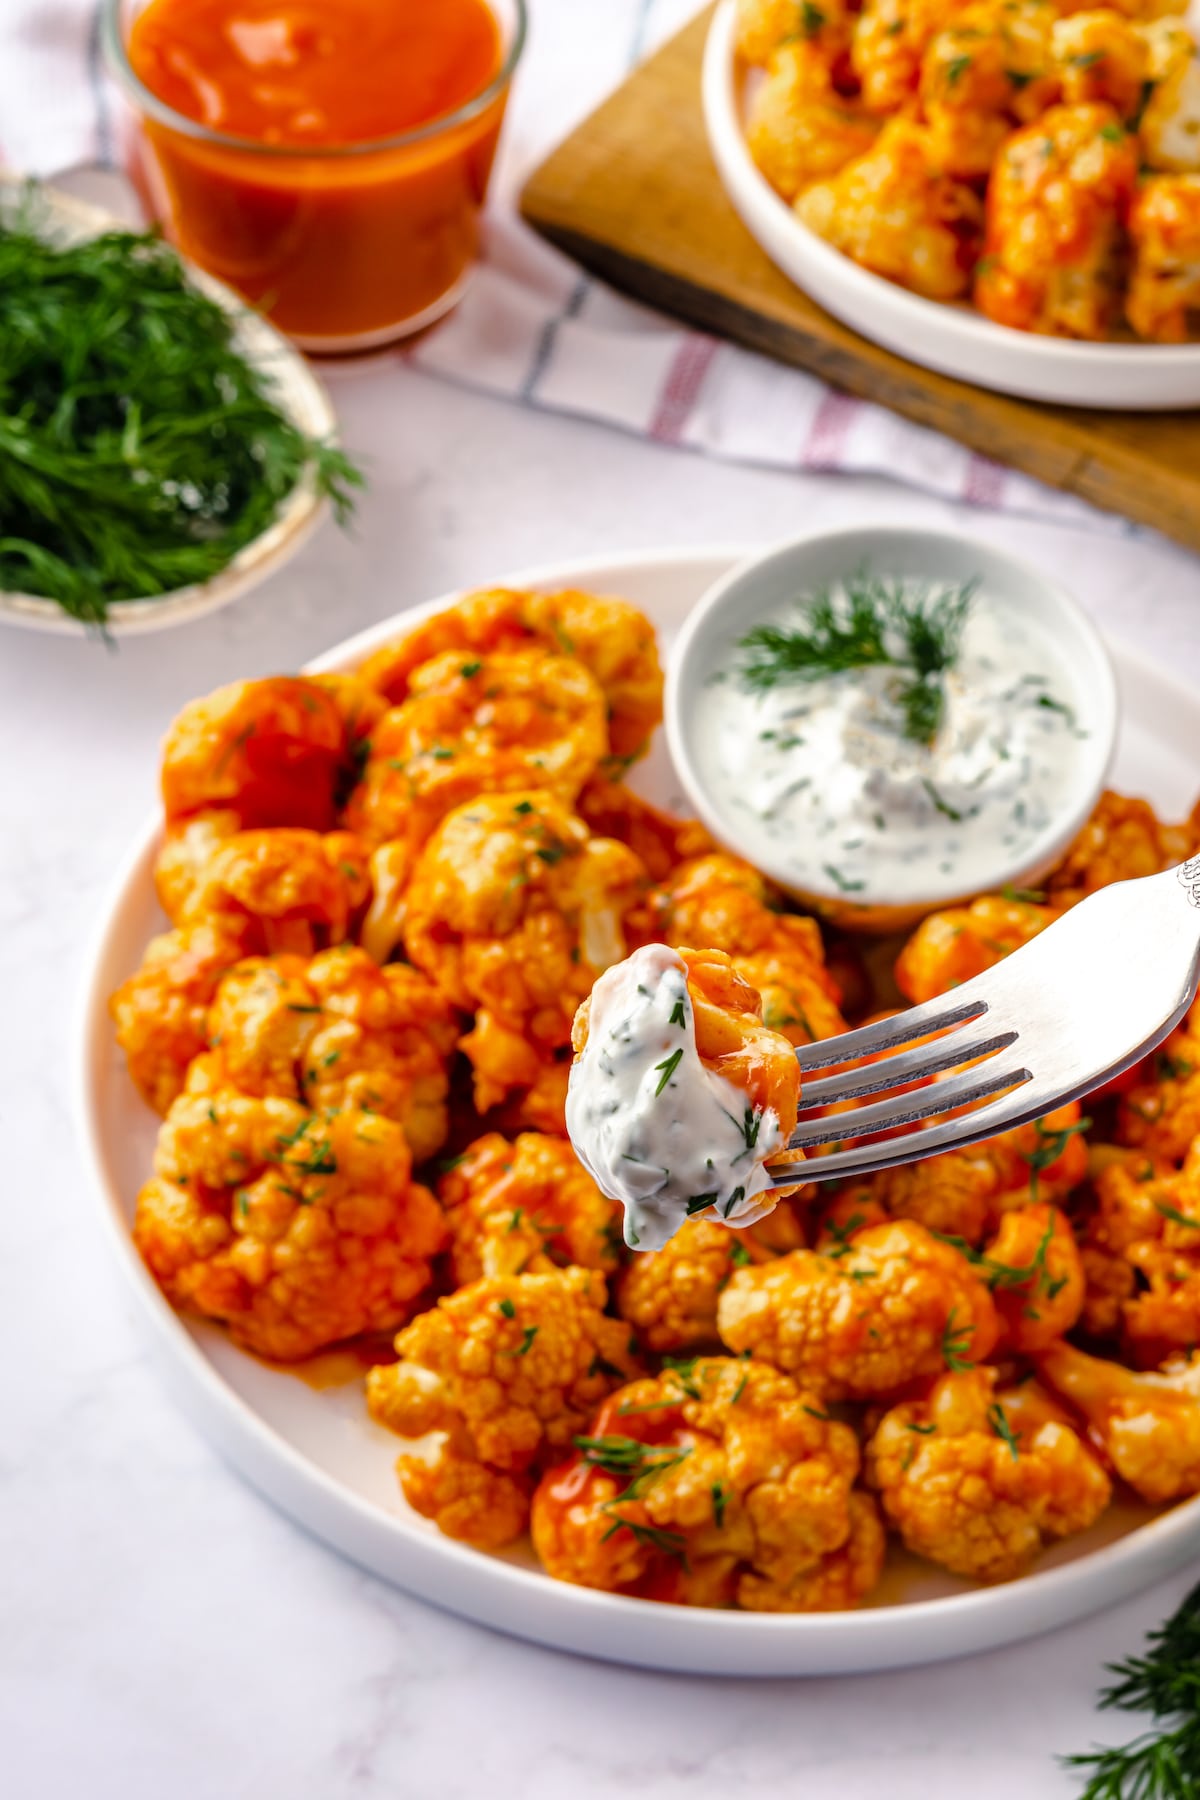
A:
0 176 337 636
77 546 1200 1676
702 0 1200 410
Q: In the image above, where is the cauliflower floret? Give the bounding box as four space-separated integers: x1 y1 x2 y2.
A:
1118 1001 1200 1160
616 1208 806 1354
922 2 1059 180
366 1267 639 1547
160 676 352 830
440 1131 623 1285
975 105 1139 338
736 0 855 66
852 0 975 113
206 947 459 1163
357 587 664 764
866 1367 1112 1580
1046 789 1182 906
1139 20 1200 171
343 648 608 852
1037 1341 1200 1503
530 1358 874 1610
1128 173 1200 340
717 1219 999 1400
134 1076 446 1360
109 917 257 1114
1080 1140 1200 1359
747 39 881 201
1053 10 1153 118
984 1202 1086 1352
797 119 985 300
403 790 647 1123
895 891 1057 1003
576 778 714 885
157 822 372 956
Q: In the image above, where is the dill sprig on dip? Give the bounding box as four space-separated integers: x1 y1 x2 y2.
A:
736 569 978 746
0 210 363 626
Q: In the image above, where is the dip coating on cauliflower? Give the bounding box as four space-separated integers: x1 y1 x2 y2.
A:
798 119 985 300
866 1367 1112 1580
205 947 459 1163
357 587 664 764
440 1130 623 1285
160 676 353 831
343 648 608 852
718 1218 999 1400
530 1358 877 1610
134 1075 446 1360
1037 1341 1200 1503
366 1267 639 1548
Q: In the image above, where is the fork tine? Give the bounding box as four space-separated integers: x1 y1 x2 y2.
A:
786 1060 1032 1150
766 1086 1040 1187
793 996 988 1072
796 1026 1019 1108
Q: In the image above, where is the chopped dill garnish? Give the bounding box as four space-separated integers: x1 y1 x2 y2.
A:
1020 1115 1092 1201
1155 1200 1200 1231
669 999 687 1027
497 1298 516 1319
941 1308 977 1373
988 1402 1020 1461
0 200 363 626
653 1049 684 1096
711 1481 730 1528
736 569 977 747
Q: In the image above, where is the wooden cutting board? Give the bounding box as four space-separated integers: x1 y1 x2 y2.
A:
520 6 1200 555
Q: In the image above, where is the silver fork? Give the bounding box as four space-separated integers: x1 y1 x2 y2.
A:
765 859 1200 1188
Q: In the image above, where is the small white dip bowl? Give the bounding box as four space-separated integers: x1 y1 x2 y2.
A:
665 525 1119 933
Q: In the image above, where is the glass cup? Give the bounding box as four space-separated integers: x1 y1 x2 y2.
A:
103 0 526 351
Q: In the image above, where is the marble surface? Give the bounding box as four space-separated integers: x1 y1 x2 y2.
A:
4 1 1200 1794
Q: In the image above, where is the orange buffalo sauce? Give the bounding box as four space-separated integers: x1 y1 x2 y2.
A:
122 0 513 346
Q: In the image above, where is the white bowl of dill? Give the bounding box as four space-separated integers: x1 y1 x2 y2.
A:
0 176 361 635
665 525 1118 932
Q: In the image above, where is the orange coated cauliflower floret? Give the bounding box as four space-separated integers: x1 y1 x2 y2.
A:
157 821 371 955
1128 174 1200 342
1079 1140 1200 1359
439 1131 623 1285
984 1203 1086 1352
717 1219 999 1400
921 2 1059 181
616 1207 807 1354
1037 1341 1200 1503
797 119 984 300
530 1358 879 1611
747 39 880 202
205 947 459 1163
736 0 856 67
866 1368 1112 1581
575 778 714 885
342 648 608 852
134 1073 446 1360
357 587 664 764
109 917 256 1114
160 676 352 830
403 790 647 1126
974 105 1139 338
1045 790 1182 907
1118 1001 1200 1161
366 1267 639 1548
852 0 974 113
895 891 1057 1003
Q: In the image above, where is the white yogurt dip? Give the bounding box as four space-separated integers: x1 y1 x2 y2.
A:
565 943 784 1253
693 578 1093 903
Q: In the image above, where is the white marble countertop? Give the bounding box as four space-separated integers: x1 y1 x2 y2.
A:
4 1 1200 1794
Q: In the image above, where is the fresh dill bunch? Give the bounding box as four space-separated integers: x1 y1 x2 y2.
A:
736 569 978 746
1063 1580 1200 1799
0 209 364 626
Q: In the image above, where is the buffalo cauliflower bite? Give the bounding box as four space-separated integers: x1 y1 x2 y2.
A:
1053 9 1153 118
1128 174 1200 340
747 40 881 201
895 891 1057 1003
205 947 459 1163
1046 790 1182 906
866 1367 1112 1580
160 676 351 830
439 1131 623 1285
717 1218 999 1400
797 120 985 300
342 648 608 852
157 821 372 956
1080 1140 1200 1359
852 0 975 112
736 0 855 66
975 105 1139 338
357 587 664 764
567 945 802 1249
1037 1341 1200 1503
134 1076 446 1360
616 1208 807 1354
365 1267 639 1548
530 1358 875 1610
921 2 1059 181
1118 1000 1200 1160
110 917 257 1114
1139 21 1200 171
402 790 647 1123
984 1202 1086 1352
576 778 714 885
